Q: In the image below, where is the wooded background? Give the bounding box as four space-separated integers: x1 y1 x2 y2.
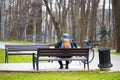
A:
0 0 120 52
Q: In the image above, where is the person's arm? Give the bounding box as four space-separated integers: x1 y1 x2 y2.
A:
73 42 77 48
71 40 77 48
55 40 62 48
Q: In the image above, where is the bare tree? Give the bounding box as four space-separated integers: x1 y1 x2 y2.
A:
80 0 86 46
1 0 5 40
0 0 116 49
88 0 99 41
43 0 61 40
112 0 120 52
102 0 105 25
30 0 42 42
70 0 77 41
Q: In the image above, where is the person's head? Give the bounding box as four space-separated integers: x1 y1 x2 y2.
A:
62 33 69 39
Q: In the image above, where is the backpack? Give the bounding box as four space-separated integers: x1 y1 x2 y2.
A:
61 38 71 48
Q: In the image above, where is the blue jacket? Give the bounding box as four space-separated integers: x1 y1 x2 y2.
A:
55 39 77 48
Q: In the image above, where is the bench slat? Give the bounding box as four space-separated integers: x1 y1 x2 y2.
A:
38 56 86 61
6 44 50 51
38 53 87 56
37 48 88 56
5 44 50 63
8 51 37 55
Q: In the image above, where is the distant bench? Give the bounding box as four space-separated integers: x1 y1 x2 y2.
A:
5 44 50 63
33 48 89 70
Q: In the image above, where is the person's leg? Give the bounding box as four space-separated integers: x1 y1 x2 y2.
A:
65 60 69 69
58 61 63 69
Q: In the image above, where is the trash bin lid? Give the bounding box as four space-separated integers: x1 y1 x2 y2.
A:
98 48 111 51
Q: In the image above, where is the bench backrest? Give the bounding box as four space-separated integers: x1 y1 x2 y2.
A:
5 44 50 51
37 48 89 57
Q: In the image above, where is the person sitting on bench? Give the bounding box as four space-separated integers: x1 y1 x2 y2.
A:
55 33 77 69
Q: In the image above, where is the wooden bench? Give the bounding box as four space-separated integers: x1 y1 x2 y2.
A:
33 48 89 70
5 44 50 63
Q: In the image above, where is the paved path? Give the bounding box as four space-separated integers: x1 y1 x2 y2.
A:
0 42 120 72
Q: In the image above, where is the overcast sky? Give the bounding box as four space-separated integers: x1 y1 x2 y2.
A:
99 0 112 9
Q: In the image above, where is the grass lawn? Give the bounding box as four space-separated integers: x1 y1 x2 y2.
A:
0 71 120 80
111 51 120 55
0 40 31 44
0 50 32 63
0 40 31 63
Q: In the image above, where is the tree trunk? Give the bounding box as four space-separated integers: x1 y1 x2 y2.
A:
102 0 105 25
43 0 61 40
35 0 42 42
43 0 69 40
80 0 87 47
70 0 76 40
9 0 20 40
112 0 120 52
1 0 5 40
89 0 99 41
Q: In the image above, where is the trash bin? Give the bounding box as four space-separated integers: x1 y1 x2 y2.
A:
98 48 113 70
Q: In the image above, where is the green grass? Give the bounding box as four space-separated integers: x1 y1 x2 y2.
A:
0 40 31 63
0 50 5 63
94 48 120 55
111 51 120 55
0 50 31 63
0 71 120 80
0 40 31 44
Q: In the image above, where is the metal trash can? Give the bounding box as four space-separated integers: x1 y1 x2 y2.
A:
98 48 113 70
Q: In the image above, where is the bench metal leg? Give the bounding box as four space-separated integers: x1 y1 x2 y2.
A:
5 52 8 63
36 61 39 70
36 56 39 71
32 53 35 70
87 62 89 70
5 55 8 63
87 59 89 70
83 60 89 70
83 61 86 69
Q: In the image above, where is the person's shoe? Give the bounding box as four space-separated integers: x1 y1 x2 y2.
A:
65 66 68 69
59 66 63 69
